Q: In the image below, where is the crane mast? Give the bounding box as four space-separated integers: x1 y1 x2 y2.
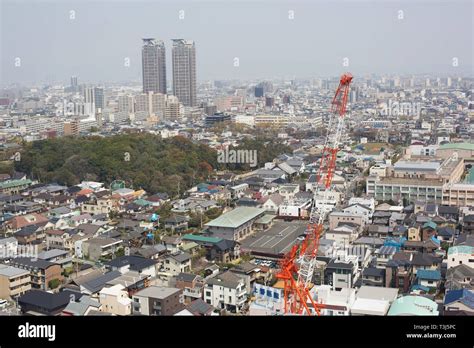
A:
276 73 353 315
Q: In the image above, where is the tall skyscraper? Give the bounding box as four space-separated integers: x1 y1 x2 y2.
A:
93 87 104 110
142 39 167 94
172 39 196 107
71 76 78 88
70 76 78 92
83 87 96 117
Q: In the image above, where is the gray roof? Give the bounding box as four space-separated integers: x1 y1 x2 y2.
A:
176 272 199 283
11 257 56 270
133 285 181 299
37 249 69 260
186 298 213 315
0 264 30 277
206 271 243 288
205 207 265 228
81 271 121 294
105 255 156 271
363 267 385 278
169 252 191 263
356 285 398 301
377 246 397 255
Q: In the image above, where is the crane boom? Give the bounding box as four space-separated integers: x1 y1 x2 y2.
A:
276 73 353 315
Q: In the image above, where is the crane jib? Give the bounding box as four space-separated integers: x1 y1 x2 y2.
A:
276 73 353 316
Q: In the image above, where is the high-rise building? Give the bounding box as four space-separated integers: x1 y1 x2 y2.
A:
142 39 167 94
71 76 78 89
94 87 105 110
83 87 96 117
172 39 196 107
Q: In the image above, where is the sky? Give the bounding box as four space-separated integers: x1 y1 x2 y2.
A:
0 0 473 86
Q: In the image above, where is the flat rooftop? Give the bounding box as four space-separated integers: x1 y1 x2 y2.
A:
133 286 181 299
0 264 29 277
240 220 307 256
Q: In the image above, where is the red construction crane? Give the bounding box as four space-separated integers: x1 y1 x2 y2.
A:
276 73 353 315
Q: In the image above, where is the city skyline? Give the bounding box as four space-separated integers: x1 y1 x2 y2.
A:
1 0 473 86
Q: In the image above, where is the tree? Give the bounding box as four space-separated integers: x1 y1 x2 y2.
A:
48 279 61 289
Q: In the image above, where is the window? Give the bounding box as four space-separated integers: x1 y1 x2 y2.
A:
205 291 211 297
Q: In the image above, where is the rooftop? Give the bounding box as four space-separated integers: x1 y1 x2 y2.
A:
133 285 181 299
388 295 439 316
205 207 265 228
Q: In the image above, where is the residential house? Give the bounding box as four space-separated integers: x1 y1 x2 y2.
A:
175 272 205 304
343 204 372 225
444 289 474 315
415 269 441 293
162 252 192 276
447 245 474 269
260 193 284 214
204 271 247 313
105 255 157 277
45 229 75 251
175 298 216 316
18 289 71 315
81 237 123 261
132 286 184 316
362 267 385 287
99 284 132 316
164 215 189 233
445 264 474 290
62 295 102 316
375 246 397 268
208 239 241 263
325 224 360 246
324 257 358 290
385 254 415 294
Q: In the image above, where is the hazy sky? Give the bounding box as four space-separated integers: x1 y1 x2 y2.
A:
1 0 473 86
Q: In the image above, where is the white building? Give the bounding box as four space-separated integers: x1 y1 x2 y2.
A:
204 271 247 313
0 237 18 259
99 284 132 316
312 285 356 316
447 246 474 269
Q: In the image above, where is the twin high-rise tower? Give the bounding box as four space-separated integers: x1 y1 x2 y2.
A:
141 38 196 107
142 39 167 94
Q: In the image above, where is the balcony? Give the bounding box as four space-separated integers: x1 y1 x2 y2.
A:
183 287 202 298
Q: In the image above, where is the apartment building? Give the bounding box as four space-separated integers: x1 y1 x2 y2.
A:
9 257 63 290
0 264 31 298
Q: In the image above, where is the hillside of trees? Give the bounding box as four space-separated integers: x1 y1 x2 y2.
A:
15 134 217 196
15 133 293 196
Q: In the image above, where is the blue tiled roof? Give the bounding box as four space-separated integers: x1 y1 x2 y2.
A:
411 284 430 293
417 269 441 281
444 289 474 309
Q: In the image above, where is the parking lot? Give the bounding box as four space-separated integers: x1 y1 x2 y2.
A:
241 220 308 257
